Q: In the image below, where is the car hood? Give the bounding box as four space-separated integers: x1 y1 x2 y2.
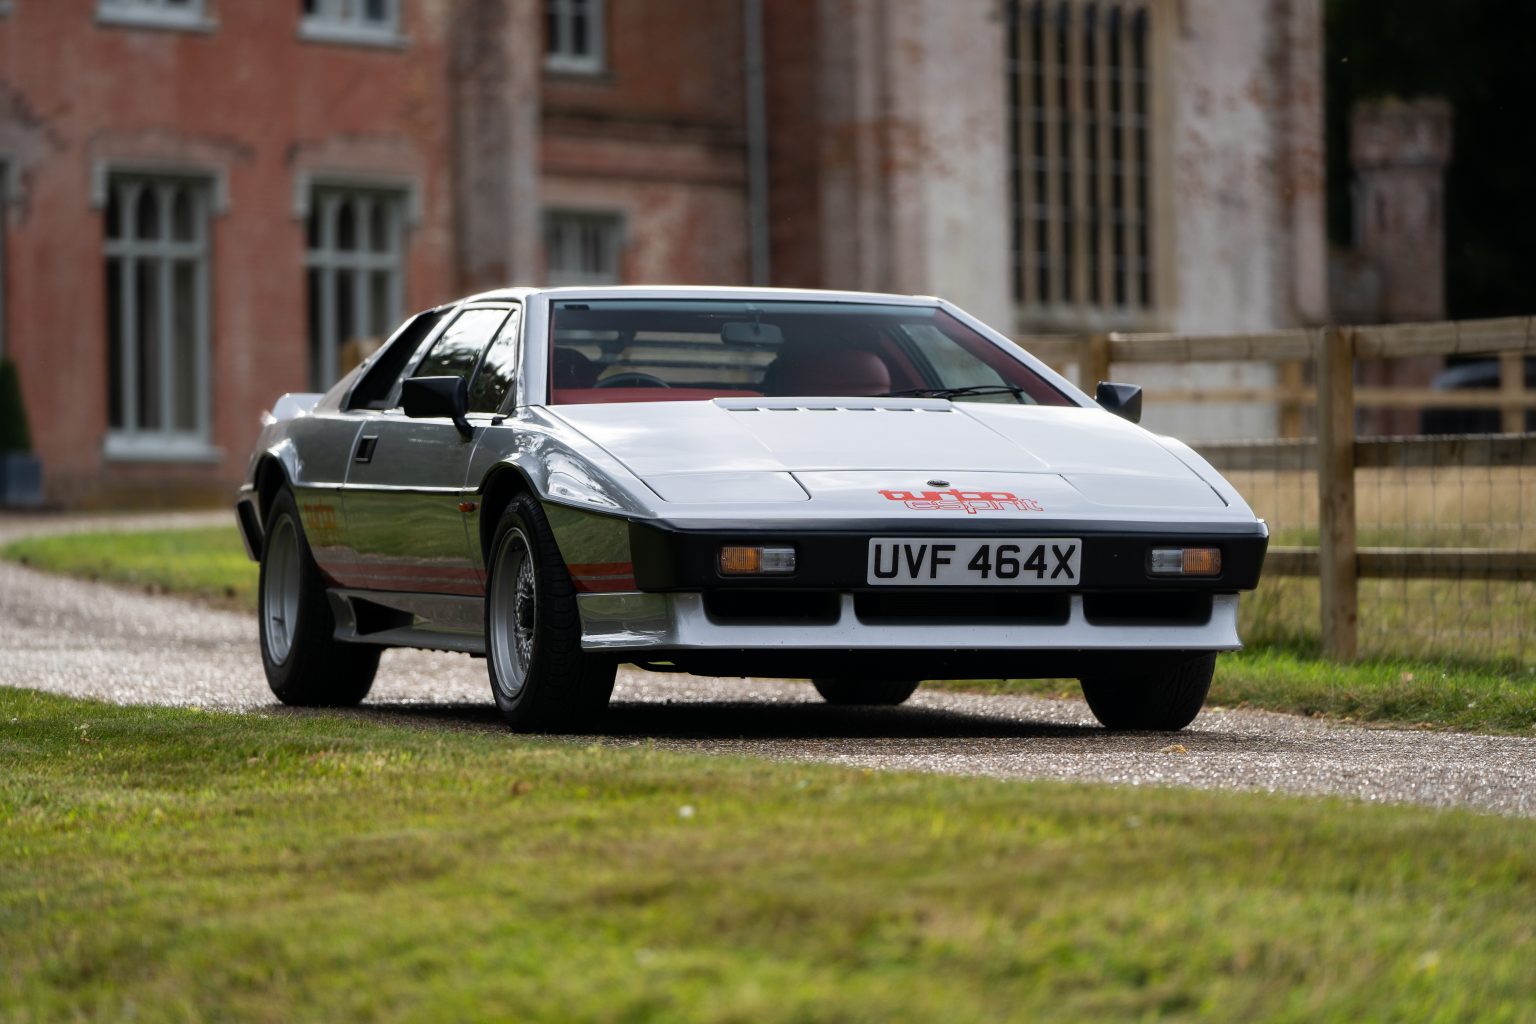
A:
546 397 1235 519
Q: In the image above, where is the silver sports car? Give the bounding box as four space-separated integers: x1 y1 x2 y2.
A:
235 286 1267 731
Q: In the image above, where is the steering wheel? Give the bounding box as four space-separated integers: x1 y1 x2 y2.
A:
596 372 672 389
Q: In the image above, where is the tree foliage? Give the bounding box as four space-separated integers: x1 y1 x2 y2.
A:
1326 0 1536 317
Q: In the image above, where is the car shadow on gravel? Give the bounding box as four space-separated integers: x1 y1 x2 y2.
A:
289 698 1294 757
323 698 1109 742
598 700 1105 741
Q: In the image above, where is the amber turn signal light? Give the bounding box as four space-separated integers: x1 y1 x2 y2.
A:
719 545 796 576
1149 547 1221 577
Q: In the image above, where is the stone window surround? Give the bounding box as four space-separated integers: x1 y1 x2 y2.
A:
95 0 218 34
544 209 625 286
299 0 406 49
545 0 605 74
300 172 417 391
291 169 420 227
99 167 221 463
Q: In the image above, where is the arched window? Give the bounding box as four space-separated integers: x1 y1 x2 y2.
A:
301 0 400 45
546 0 605 74
544 211 624 286
305 187 408 389
103 174 212 449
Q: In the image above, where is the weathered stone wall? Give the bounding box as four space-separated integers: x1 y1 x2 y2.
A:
763 0 1327 440
1140 0 1328 440
453 0 542 292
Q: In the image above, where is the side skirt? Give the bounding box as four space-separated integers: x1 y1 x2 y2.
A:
326 589 487 655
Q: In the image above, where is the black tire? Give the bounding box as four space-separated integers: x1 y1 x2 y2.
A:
258 488 379 706
484 492 616 731
1078 653 1216 731
812 678 921 706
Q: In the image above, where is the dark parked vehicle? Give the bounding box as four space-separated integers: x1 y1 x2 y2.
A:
1419 358 1536 434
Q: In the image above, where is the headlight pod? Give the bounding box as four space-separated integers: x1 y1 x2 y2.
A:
545 454 621 510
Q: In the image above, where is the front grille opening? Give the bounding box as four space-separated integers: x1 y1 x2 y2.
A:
854 592 1071 625
703 591 841 624
1082 592 1214 626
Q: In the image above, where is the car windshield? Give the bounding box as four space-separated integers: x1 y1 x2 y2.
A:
546 300 1074 407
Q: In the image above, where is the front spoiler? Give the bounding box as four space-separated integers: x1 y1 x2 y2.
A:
576 590 1242 669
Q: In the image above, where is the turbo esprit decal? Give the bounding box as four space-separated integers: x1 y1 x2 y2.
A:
878 489 1045 514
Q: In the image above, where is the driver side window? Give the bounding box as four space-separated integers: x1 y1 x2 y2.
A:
411 306 511 382
345 309 448 411
468 307 522 413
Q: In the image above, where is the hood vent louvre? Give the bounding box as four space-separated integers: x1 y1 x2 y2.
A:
715 397 953 414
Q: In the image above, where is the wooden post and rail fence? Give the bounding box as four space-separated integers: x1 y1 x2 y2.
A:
1021 316 1536 660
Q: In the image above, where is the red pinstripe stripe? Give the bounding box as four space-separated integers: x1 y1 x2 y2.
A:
314 558 640 595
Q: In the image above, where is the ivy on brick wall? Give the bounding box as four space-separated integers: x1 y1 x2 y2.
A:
0 358 33 453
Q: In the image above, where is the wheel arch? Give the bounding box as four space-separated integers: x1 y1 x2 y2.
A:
234 453 293 562
476 463 538 562
255 455 290 528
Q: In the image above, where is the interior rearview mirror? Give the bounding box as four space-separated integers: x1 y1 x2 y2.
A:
721 321 784 345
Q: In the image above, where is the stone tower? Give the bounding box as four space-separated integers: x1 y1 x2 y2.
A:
1349 98 1454 322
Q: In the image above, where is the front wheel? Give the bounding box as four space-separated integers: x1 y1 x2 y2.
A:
259 488 379 706
1078 653 1216 731
812 678 921 706
484 493 616 731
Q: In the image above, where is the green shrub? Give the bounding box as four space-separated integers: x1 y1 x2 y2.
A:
0 357 32 453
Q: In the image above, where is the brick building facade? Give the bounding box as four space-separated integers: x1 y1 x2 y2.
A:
0 0 1325 504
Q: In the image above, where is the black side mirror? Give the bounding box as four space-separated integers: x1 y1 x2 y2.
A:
401 376 473 438
1095 381 1143 424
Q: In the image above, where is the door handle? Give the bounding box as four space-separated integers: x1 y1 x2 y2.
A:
354 435 379 463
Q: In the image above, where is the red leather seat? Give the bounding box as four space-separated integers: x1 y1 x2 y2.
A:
552 348 598 389
762 349 891 397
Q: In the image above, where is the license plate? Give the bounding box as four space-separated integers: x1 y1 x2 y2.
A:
867 537 1082 586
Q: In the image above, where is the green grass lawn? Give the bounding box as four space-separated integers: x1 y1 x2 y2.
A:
3 688 1534 1023
4 525 1535 734
934 646 1536 735
2 525 257 611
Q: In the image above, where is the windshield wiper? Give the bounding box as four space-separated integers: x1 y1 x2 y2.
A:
888 384 1028 400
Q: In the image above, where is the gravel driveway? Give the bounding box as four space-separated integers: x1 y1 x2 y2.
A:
4 511 1535 817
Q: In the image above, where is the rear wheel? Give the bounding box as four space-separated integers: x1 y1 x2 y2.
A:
812 678 921 706
259 488 379 706
1078 653 1216 731
484 493 616 731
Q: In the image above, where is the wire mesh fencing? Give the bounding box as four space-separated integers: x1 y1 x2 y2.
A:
1026 317 1536 670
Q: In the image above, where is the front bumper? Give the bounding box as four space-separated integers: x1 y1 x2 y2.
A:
549 500 1266 677
627 518 1268 592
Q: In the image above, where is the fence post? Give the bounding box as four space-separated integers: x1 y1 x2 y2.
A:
1316 325 1358 660
1279 359 1306 438
1499 350 1524 434
1081 333 1112 394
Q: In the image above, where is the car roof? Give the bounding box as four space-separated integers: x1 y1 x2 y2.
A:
457 284 944 306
